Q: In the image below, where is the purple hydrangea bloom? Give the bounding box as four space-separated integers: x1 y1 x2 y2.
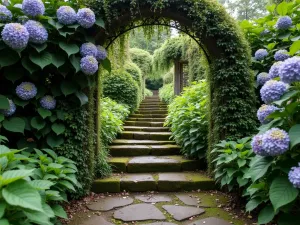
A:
1 23 29 50
251 134 268 156
289 163 300 188
14 4 22 9
96 45 107 61
255 49 268 61
257 72 270 86
1 99 16 117
57 6 77 25
279 56 300 83
276 16 292 30
22 0 45 17
260 80 288 104
274 50 290 61
0 5 12 22
80 56 98 75
16 82 37 100
262 128 290 156
269 61 283 79
80 42 97 57
257 104 279 124
24 20 48 44
77 8 95 28
40 95 56 110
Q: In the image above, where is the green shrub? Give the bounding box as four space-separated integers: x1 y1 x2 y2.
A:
103 69 139 111
124 62 143 87
163 68 174 84
159 83 174 104
0 139 80 224
129 48 153 77
144 88 153 97
165 81 208 159
146 78 163 90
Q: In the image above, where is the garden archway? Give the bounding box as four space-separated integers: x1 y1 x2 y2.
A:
89 0 257 168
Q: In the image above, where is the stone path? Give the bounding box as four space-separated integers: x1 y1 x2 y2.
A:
92 96 214 193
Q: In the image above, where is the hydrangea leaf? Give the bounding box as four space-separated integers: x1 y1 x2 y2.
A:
95 18 105 28
51 123 65 135
21 57 39 74
52 204 68 219
0 219 9 225
248 156 272 182
30 43 47 53
46 133 64 148
75 91 89 106
51 53 66 68
3 117 25 133
0 95 9 110
277 1 288 16
3 67 24 83
0 202 6 218
60 81 78 96
289 124 300 149
0 114 4 123
29 51 52 69
37 108 52 119
59 42 79 57
23 210 51 225
0 49 20 67
31 117 46 131
289 40 300 55
258 205 275 225
70 55 80 73
101 58 111 73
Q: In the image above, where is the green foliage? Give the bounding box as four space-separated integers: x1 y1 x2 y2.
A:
129 48 153 78
124 62 143 101
146 78 163 90
102 69 139 111
159 83 174 104
162 68 174 84
0 139 80 224
165 81 208 159
144 88 153 97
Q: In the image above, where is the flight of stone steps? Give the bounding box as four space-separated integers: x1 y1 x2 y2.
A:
92 96 215 193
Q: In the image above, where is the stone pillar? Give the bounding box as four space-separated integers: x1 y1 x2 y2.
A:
174 60 182 96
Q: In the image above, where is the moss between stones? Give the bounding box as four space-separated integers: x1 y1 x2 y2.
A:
108 157 129 172
157 180 189 192
185 173 216 190
91 177 120 193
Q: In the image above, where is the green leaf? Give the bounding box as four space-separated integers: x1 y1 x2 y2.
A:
0 219 9 225
101 58 111 72
59 42 79 57
277 1 288 16
3 117 25 133
289 40 300 55
59 180 75 191
258 205 275 225
248 156 272 182
95 18 105 28
2 180 43 212
51 123 65 135
267 43 276 50
269 177 299 211
75 91 89 106
29 180 54 190
2 169 34 186
37 108 52 119
289 124 300 149
51 53 66 68
70 55 80 73
24 210 51 225
31 116 46 131
278 213 300 225
60 81 77 96
237 159 247 168
48 18 63 29
274 90 299 106
0 48 20 67
246 198 262 212
30 43 47 53
0 95 9 110
47 134 64 148
0 114 4 123
21 57 39 74
0 202 6 218
4 67 24 83
29 51 52 69
52 204 68 219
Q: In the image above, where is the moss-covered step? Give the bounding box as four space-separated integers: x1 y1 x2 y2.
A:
136 110 168 114
92 176 121 193
109 145 180 157
111 139 176 145
124 121 165 127
108 156 203 173
123 126 169 132
127 117 166 122
130 114 167 118
118 131 171 140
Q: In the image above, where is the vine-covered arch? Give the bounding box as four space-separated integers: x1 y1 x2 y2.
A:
88 0 257 168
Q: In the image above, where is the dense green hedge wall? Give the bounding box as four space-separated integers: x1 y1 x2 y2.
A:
129 48 153 77
159 83 174 104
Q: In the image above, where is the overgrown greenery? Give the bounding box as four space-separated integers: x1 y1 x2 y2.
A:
129 48 153 78
165 81 208 159
159 83 174 104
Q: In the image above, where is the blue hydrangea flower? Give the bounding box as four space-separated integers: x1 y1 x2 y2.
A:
80 42 97 57
1 99 16 117
269 61 283 79
260 29 270 36
77 8 95 28
1 23 29 50
80 56 98 75
289 163 300 188
16 82 37 100
255 49 268 61
262 128 290 156
24 20 48 44
40 95 56 110
257 72 270 86
0 5 12 22
257 104 279 124
279 56 300 83
14 4 22 9
274 50 290 61
96 45 107 61
260 80 288 104
276 16 292 30
22 0 45 17
251 134 268 156
57 6 77 25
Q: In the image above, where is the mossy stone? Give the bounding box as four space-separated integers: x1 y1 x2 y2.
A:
109 157 129 172
150 133 171 141
92 177 120 193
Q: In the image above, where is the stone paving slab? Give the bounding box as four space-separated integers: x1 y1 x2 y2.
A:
162 205 205 221
176 194 199 206
135 194 172 203
111 139 175 145
121 174 156 191
188 217 232 225
81 216 114 225
141 223 177 225
113 203 166 221
87 196 133 211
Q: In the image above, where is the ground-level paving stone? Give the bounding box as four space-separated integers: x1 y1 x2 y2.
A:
81 216 114 225
87 196 133 211
188 217 232 225
176 194 199 206
162 205 205 221
140 223 177 225
113 203 166 221
135 194 172 203
121 174 156 191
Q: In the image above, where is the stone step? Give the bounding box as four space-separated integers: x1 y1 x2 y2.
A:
118 131 171 140
123 126 169 132
136 110 168 114
108 156 204 173
130 114 167 118
92 172 215 193
140 103 167 105
124 121 165 127
109 144 180 156
138 107 168 111
111 139 176 145
127 117 165 122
